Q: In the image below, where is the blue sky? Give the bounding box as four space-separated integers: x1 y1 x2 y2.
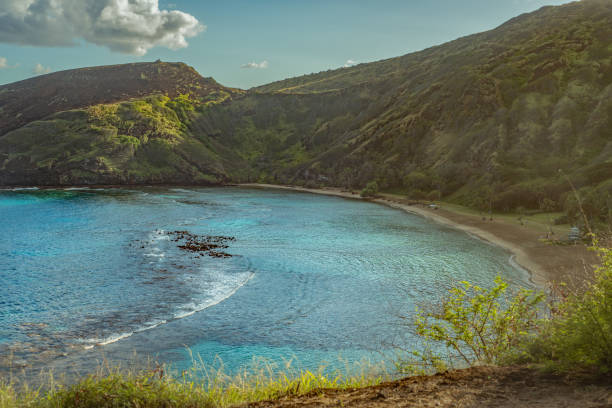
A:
0 0 573 89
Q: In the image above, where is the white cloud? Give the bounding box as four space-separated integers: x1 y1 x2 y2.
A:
343 59 357 68
0 0 205 56
33 63 52 75
241 60 269 69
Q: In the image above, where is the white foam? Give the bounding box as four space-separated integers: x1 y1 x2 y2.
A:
81 270 255 349
173 309 197 319
509 255 534 285
11 187 39 191
149 229 170 241
86 332 135 347
173 271 255 319
82 320 168 349
141 230 170 261
144 253 165 258
135 320 167 332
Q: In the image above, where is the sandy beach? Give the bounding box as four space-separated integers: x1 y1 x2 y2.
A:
238 184 599 288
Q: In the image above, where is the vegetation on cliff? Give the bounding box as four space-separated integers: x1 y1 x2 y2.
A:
0 358 386 408
227 0 612 227
0 92 244 185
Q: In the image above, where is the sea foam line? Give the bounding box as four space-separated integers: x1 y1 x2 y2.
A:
10 187 39 191
173 271 255 320
82 272 255 349
84 319 171 347
509 254 535 286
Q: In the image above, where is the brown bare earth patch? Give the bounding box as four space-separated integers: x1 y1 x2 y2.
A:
243 366 612 408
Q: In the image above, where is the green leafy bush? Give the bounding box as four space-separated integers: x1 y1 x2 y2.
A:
399 240 612 375
403 171 430 191
522 243 612 373
407 189 427 200
360 181 379 197
398 277 544 374
427 190 442 201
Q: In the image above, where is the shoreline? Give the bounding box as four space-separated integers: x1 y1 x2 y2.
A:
238 183 598 288
2 182 597 288
1 182 601 386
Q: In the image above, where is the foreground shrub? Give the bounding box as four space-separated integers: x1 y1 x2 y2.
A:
0 381 40 408
398 240 611 376
398 277 544 374
523 243 612 373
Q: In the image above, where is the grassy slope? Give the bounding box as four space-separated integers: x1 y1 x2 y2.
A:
1 365 610 408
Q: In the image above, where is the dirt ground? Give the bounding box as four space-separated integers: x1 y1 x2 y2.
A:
243 366 612 408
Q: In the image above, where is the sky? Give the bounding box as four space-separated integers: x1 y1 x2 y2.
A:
0 0 574 89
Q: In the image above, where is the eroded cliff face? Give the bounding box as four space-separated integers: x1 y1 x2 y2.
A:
1 0 611 221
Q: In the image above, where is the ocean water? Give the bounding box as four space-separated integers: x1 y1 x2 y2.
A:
0 187 531 378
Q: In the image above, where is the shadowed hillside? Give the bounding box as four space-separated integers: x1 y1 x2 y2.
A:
194 0 612 224
1 0 611 224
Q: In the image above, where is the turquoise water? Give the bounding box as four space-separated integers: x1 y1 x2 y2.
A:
0 187 530 377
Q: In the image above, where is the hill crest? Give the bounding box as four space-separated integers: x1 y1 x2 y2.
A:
0 61 228 136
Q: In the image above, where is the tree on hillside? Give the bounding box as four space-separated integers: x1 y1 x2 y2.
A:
361 181 379 198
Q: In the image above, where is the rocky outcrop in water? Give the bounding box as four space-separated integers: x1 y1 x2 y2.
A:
170 230 235 258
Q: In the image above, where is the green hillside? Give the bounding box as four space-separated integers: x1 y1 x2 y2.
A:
1 0 611 225
0 62 244 185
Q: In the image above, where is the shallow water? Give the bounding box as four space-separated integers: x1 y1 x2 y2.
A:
0 187 530 378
